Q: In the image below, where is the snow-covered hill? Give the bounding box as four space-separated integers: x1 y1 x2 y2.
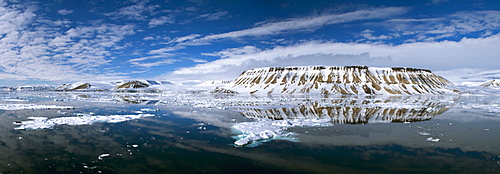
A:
57 82 92 91
56 80 172 91
218 66 457 95
480 79 500 88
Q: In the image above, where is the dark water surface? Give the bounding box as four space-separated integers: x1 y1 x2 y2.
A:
0 92 499 173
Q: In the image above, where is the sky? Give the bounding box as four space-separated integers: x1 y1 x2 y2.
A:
1 0 500 86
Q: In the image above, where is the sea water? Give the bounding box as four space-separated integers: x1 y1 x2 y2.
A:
0 91 499 173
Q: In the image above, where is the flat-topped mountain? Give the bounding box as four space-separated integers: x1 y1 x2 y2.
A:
218 66 457 95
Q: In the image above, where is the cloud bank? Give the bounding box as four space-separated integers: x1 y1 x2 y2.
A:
0 1 135 82
167 34 500 82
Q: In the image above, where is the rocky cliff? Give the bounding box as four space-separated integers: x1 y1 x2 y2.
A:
220 66 457 95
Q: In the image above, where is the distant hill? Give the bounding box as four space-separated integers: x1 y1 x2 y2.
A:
55 80 172 92
479 79 500 88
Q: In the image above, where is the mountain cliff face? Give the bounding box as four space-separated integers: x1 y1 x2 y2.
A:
220 66 457 95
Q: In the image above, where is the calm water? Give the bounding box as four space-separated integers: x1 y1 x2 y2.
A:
0 92 499 173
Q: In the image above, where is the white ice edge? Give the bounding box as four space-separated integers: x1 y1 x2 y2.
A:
0 104 74 110
232 118 333 147
13 114 155 130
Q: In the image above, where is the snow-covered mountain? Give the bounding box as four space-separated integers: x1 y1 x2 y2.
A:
218 66 457 95
56 82 92 91
479 79 500 88
56 80 172 91
435 69 500 87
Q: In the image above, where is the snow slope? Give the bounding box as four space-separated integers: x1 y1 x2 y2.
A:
480 79 500 88
220 66 457 95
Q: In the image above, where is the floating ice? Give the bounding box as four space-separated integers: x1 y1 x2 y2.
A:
0 99 28 102
98 154 110 160
468 104 500 112
13 114 155 130
426 137 440 142
419 131 431 136
0 104 74 110
232 118 333 146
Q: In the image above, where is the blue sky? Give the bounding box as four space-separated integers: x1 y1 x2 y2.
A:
1 0 500 85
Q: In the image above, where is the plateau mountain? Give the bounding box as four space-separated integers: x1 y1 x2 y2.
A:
216 66 458 95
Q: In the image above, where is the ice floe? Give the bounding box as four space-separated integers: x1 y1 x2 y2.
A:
98 153 110 160
0 104 74 110
419 131 431 136
13 114 155 130
232 118 333 146
426 137 440 142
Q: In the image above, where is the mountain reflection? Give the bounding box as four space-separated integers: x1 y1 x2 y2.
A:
231 96 457 124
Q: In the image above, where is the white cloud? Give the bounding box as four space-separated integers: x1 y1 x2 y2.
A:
57 9 73 15
196 11 229 21
187 7 408 43
105 0 159 21
0 3 36 35
0 1 134 82
358 29 393 40
376 10 500 42
129 45 184 68
167 34 500 82
148 16 174 28
131 59 179 67
435 68 500 85
147 46 185 55
189 58 208 63
169 34 201 43
143 36 155 40
131 70 148 73
430 0 449 4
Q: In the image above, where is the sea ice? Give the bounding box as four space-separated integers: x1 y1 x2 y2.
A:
13 114 155 130
98 154 110 160
0 104 74 110
232 118 333 146
426 137 440 142
419 131 431 136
